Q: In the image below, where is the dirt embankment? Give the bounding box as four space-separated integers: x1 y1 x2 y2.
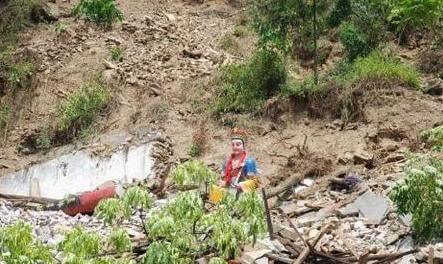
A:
0 0 442 188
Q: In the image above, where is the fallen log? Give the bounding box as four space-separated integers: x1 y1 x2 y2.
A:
266 253 293 264
0 193 58 204
266 173 303 199
294 223 332 264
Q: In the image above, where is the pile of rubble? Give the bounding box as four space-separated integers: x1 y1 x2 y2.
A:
238 169 443 264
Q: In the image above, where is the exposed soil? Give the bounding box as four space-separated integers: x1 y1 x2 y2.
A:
0 0 442 192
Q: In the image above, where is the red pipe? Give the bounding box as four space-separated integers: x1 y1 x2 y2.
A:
63 186 117 216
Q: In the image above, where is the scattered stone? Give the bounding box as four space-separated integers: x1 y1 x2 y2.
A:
106 36 123 45
32 3 60 22
255 257 268 264
425 78 443 96
353 150 373 167
279 227 298 241
340 191 389 223
398 214 412 227
241 249 272 264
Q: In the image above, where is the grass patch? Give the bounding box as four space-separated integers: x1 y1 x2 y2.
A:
341 51 420 89
421 125 443 152
188 123 208 157
391 155 443 242
233 25 250 38
0 105 11 130
110 46 123 62
73 0 123 28
219 34 240 53
213 49 286 114
57 77 109 139
0 0 43 49
0 49 35 94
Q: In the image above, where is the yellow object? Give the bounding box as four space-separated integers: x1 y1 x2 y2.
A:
209 185 225 203
239 177 260 192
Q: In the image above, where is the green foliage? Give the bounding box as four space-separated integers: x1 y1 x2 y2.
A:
250 0 329 55
110 46 123 62
0 105 11 130
349 0 391 51
327 0 352 27
92 162 266 262
170 160 217 187
0 221 54 263
59 226 101 259
209 257 228 264
389 0 443 38
219 35 240 53
280 75 321 98
188 143 202 157
235 192 267 244
204 209 247 259
143 241 190 264
167 191 204 223
421 125 443 152
390 155 443 241
341 51 420 89
0 0 42 48
233 25 250 38
0 49 35 91
54 22 68 34
108 228 131 253
122 186 153 210
339 22 370 61
73 0 123 28
95 198 130 224
8 61 34 89
58 77 109 137
213 49 286 113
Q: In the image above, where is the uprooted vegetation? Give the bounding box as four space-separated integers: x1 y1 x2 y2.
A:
391 154 443 242
73 0 123 28
212 49 286 114
19 77 111 153
421 125 443 152
0 162 266 263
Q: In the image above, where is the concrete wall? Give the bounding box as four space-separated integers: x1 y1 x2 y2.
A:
0 144 155 199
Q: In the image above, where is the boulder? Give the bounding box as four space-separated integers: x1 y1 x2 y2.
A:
32 3 60 22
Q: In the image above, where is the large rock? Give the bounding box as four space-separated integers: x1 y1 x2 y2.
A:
32 3 60 22
241 249 271 264
339 191 389 223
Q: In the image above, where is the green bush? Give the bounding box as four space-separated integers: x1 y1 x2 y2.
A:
0 105 11 130
58 78 109 137
213 49 286 113
389 0 443 39
219 34 240 53
391 155 443 241
342 51 420 89
280 75 321 98
421 125 443 152
0 0 42 48
350 0 390 51
0 221 54 263
327 0 352 27
73 0 123 28
110 46 123 61
339 22 370 61
0 49 35 91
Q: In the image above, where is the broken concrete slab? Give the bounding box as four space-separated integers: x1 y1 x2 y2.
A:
241 249 272 264
279 227 298 241
398 214 412 227
256 237 287 253
339 191 389 223
255 257 268 264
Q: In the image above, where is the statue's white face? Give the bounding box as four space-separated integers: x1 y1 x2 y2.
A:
231 139 244 155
